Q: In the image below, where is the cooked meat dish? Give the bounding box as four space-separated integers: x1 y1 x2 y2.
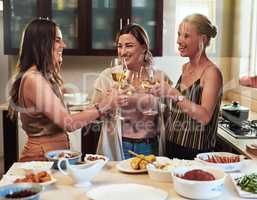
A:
179 169 215 181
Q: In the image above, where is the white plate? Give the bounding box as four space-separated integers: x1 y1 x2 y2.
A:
17 161 54 172
116 158 147 173
5 161 54 176
0 174 57 187
87 183 168 200
116 157 169 174
230 173 257 198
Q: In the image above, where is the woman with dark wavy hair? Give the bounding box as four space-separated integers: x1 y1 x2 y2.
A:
8 18 122 161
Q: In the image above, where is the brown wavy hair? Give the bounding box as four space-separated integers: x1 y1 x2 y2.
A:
8 18 63 119
115 23 153 67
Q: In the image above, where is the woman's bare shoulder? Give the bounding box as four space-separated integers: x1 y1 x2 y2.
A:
23 70 45 85
202 63 223 86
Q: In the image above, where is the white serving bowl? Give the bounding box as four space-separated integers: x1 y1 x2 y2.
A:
146 157 172 182
172 166 226 199
196 152 243 172
64 93 88 105
147 158 203 182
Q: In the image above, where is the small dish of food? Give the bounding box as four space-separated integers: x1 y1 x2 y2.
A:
195 152 244 172
84 154 107 164
147 158 202 182
1 171 56 187
146 157 172 182
0 183 42 200
230 172 257 198
116 155 158 174
172 166 226 199
45 149 81 169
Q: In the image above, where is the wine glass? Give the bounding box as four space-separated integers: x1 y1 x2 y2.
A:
139 66 159 115
111 58 127 89
110 58 128 119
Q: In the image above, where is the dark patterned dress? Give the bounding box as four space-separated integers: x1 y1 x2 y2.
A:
165 75 222 159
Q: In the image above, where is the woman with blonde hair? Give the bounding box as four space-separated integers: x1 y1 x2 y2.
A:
151 13 223 159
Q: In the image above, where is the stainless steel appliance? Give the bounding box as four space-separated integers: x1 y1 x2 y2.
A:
218 116 257 139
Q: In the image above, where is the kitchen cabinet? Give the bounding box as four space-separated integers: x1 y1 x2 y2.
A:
3 0 82 55
90 0 163 56
3 0 163 56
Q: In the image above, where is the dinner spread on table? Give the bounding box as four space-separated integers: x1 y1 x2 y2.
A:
0 150 257 200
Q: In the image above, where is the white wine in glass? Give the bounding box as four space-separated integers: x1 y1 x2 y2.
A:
110 58 127 119
139 66 159 115
111 58 128 89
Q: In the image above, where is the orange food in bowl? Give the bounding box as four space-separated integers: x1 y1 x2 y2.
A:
14 171 51 183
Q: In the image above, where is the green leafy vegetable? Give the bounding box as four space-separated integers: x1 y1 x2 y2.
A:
236 173 257 194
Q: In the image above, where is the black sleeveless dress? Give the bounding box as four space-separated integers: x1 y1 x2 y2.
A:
165 75 222 160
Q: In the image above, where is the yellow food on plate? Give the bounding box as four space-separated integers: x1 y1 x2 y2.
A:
130 154 156 170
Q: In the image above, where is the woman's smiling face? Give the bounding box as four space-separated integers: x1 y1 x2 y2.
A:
53 27 66 66
117 33 146 71
177 22 203 58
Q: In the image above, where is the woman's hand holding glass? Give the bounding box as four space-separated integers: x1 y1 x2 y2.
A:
98 88 128 117
150 81 182 105
150 80 171 97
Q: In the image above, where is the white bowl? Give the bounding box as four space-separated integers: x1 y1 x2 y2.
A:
45 149 81 169
146 157 173 182
172 166 226 199
0 183 42 200
147 158 203 182
64 93 88 105
196 152 243 172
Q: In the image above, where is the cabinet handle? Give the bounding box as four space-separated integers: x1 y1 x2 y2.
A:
120 18 123 30
127 18 130 25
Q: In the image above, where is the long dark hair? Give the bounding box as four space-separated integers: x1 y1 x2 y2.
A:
115 23 153 67
8 18 63 119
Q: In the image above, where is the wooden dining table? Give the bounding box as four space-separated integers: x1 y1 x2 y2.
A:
1 161 254 200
